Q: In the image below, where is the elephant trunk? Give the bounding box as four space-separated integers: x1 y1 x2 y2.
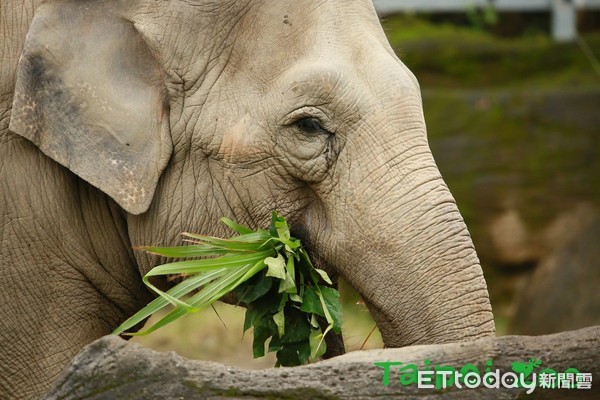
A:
361 188 494 347
308 110 495 348
347 176 494 347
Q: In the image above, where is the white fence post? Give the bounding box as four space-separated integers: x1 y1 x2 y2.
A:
552 0 577 42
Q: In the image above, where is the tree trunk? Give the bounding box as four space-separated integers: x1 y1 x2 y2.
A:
44 326 599 399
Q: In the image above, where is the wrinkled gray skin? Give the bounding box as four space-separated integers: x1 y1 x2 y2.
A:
0 1 495 398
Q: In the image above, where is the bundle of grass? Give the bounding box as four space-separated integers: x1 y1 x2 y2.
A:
113 212 342 366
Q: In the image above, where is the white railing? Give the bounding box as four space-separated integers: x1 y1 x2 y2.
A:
373 0 600 41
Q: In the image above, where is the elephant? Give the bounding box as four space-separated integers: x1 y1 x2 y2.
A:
0 0 495 398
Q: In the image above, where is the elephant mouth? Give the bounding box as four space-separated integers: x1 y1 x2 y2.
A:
314 276 387 359
287 226 370 352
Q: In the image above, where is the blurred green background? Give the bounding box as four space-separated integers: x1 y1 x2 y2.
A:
134 10 600 368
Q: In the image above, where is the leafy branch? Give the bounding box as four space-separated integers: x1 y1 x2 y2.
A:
113 212 342 366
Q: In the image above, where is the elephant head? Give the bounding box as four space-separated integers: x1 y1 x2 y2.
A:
3 0 494 397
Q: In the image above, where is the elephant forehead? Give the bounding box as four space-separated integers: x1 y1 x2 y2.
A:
280 66 348 105
226 0 387 84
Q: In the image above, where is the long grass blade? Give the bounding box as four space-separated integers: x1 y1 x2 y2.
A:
137 262 260 335
113 268 228 335
220 217 254 234
183 231 271 244
181 233 270 251
144 250 274 277
140 245 233 258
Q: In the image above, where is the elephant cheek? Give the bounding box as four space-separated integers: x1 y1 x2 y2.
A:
217 117 251 163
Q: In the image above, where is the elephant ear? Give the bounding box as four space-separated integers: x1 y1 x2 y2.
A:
9 1 171 215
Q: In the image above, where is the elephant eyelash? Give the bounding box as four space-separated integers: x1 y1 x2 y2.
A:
294 117 333 136
283 106 335 137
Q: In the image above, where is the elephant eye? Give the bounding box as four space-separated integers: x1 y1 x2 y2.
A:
295 117 332 136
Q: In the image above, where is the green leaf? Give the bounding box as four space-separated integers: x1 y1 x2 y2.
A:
269 211 287 238
252 315 278 358
144 251 273 277
140 245 231 258
286 256 295 282
180 234 267 252
276 341 311 367
139 260 265 335
215 230 272 243
314 268 333 285
278 272 296 293
275 347 300 367
280 308 311 344
273 309 285 338
264 254 286 280
300 286 343 333
299 286 323 315
309 328 327 362
289 293 302 303
113 268 227 335
220 217 254 234
243 303 266 332
243 292 281 332
318 286 343 334
268 335 283 353
275 221 290 242
309 313 319 329
299 248 314 268
140 254 270 312
234 272 273 304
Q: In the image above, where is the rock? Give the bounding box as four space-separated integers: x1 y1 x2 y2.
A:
510 217 600 334
44 326 599 399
